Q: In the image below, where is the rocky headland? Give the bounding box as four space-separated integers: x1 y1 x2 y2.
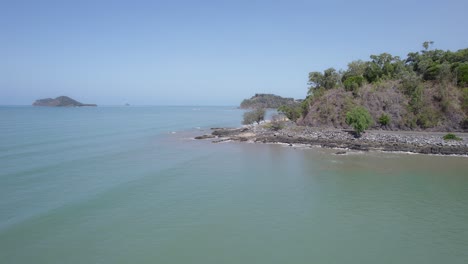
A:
33 96 97 107
195 123 468 156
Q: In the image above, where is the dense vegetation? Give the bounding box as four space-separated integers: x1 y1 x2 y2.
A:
240 94 298 109
279 42 468 132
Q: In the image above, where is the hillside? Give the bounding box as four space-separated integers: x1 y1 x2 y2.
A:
240 94 298 109
279 43 468 132
33 96 97 107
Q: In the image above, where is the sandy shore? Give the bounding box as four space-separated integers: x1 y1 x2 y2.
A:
195 123 468 156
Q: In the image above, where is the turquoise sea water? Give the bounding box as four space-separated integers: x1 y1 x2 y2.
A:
1 106 468 264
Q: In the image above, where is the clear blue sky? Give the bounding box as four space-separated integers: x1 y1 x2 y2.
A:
1 0 467 105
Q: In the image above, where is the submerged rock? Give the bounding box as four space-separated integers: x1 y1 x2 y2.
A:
212 127 249 137
194 135 216 140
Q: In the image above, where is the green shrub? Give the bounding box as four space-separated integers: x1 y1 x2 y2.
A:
443 133 462 141
378 113 391 126
345 106 373 136
278 105 302 121
242 108 265 125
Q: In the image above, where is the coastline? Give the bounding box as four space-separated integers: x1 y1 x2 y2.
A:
195 123 468 156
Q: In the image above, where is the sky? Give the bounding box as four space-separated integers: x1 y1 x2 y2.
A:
1 0 468 106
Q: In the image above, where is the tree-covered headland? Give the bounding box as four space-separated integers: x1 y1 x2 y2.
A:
279 42 468 132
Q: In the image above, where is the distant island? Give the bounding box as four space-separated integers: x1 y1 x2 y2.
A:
240 94 299 109
33 96 97 107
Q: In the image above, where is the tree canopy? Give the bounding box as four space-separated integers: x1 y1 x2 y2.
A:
307 42 468 92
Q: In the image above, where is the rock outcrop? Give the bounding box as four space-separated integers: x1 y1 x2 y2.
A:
195 124 468 156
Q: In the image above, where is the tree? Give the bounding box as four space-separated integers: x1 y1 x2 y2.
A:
406 51 421 70
364 53 403 82
422 41 434 51
378 113 391 127
242 108 265 125
308 71 324 93
308 68 341 94
345 60 367 78
322 68 341 89
345 106 373 136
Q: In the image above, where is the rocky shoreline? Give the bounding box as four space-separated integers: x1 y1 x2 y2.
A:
195 123 468 156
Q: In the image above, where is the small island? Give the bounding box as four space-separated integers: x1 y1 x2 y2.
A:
33 96 97 107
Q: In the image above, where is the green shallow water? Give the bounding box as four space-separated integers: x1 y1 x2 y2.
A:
1 106 467 263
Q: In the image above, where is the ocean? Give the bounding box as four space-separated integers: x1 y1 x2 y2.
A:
1 106 467 263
